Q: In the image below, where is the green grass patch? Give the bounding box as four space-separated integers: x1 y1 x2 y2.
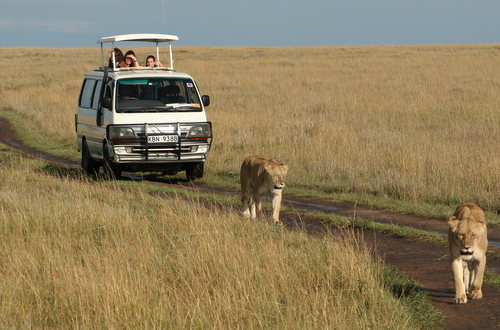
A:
0 109 80 161
484 270 500 290
382 266 444 328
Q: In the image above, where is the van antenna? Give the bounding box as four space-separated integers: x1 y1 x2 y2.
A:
162 0 167 34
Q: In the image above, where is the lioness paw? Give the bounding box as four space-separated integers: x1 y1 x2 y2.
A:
454 295 467 304
470 290 482 300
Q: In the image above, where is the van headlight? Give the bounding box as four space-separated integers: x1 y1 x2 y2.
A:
188 126 205 137
109 126 136 141
187 124 211 141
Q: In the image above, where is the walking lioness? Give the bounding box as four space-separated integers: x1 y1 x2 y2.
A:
448 203 488 304
240 155 289 225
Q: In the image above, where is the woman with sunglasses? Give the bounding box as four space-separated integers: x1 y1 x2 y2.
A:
108 48 125 68
123 50 140 67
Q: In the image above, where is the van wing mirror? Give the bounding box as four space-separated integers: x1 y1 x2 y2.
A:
202 95 210 107
102 97 112 109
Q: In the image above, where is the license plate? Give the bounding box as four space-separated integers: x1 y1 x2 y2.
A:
148 135 178 143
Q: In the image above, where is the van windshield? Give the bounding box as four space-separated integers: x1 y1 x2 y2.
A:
116 78 202 113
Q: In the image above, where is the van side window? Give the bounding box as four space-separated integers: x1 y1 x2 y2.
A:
79 79 97 109
92 80 103 109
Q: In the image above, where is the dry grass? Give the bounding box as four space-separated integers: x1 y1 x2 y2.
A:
1 44 499 210
0 44 465 327
187 45 500 210
0 155 415 328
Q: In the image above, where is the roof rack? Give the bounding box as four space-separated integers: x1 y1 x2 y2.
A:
97 33 179 71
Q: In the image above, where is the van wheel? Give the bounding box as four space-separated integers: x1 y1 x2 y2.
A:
81 141 100 175
102 144 122 180
186 162 204 181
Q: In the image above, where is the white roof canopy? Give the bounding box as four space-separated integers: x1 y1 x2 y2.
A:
97 33 179 44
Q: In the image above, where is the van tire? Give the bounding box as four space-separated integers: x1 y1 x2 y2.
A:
102 144 122 180
81 140 100 175
186 162 204 181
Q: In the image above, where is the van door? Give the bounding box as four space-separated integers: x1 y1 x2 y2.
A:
77 76 105 159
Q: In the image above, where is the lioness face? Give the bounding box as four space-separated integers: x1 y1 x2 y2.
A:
451 220 485 260
269 172 287 190
266 164 288 190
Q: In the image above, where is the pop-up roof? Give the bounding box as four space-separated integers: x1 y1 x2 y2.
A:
98 33 179 70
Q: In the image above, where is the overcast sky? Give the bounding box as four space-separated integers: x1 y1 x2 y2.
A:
1 0 499 48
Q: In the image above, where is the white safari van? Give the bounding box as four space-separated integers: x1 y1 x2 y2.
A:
75 34 212 180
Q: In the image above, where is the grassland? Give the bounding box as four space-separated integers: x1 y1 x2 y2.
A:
1 43 499 327
1 45 499 216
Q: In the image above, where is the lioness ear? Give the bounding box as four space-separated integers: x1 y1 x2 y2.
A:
258 161 271 176
448 217 460 230
472 218 486 225
263 160 278 170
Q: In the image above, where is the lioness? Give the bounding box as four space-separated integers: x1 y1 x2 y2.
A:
448 203 488 304
240 155 289 225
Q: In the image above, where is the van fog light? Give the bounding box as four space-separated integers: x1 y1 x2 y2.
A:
190 146 198 152
115 146 127 154
197 146 208 153
114 146 133 154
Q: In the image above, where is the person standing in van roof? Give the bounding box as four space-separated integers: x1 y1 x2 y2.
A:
108 48 124 68
123 50 140 68
145 55 163 67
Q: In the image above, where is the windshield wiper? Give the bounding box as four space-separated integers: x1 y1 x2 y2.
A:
165 104 201 111
118 106 175 113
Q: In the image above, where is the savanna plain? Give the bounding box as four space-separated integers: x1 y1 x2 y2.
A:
0 44 499 328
